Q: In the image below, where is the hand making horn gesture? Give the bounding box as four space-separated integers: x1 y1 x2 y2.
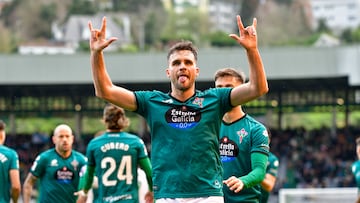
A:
229 15 258 51
88 16 117 52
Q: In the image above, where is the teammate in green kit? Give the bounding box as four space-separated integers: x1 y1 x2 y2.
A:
88 14 268 202
23 124 87 203
0 120 21 203
352 137 360 203
215 68 269 203
75 104 153 203
260 130 279 203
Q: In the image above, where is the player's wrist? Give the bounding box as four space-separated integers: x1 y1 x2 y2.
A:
78 190 88 197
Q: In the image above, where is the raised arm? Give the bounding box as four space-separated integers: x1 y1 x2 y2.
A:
88 16 137 111
229 15 268 106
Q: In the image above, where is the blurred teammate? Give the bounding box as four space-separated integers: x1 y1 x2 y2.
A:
0 120 21 203
352 137 360 203
78 131 104 203
88 14 268 202
260 129 279 203
75 104 153 203
23 124 87 203
215 68 269 203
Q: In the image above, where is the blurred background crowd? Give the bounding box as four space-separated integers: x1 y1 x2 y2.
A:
4 125 360 195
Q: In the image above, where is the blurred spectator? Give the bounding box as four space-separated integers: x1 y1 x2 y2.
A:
2 124 360 194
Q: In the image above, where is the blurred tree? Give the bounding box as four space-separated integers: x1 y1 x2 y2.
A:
0 0 20 27
68 0 97 15
160 8 210 46
317 18 331 34
255 0 312 46
341 28 353 43
38 4 57 38
1 0 73 42
0 22 16 53
208 31 237 47
144 12 157 46
240 0 260 25
112 0 158 12
274 0 294 5
351 27 360 43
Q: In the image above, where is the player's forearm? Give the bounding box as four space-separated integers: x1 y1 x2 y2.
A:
11 188 20 203
91 51 114 100
22 184 33 203
23 174 37 203
81 165 95 192
240 152 267 188
246 48 268 97
10 170 21 203
240 167 265 188
139 158 153 191
261 173 276 192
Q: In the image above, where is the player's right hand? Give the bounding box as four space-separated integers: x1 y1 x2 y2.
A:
88 16 117 52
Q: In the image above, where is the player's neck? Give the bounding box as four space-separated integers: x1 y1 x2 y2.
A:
56 149 72 159
171 87 195 102
223 106 245 123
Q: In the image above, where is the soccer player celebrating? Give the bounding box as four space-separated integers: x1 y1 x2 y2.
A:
87 14 268 202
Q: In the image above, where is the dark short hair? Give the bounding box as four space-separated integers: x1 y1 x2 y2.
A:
0 120 5 130
214 67 246 84
167 40 198 61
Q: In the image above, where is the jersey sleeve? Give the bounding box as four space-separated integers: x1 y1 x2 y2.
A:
137 138 149 159
134 91 151 116
10 149 20 170
86 141 96 167
209 87 233 115
250 124 270 155
30 154 46 178
268 154 280 177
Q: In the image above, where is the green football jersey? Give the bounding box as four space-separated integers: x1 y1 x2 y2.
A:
135 88 232 199
86 132 149 203
260 152 279 203
0 145 19 203
352 160 360 191
30 148 87 203
220 114 269 203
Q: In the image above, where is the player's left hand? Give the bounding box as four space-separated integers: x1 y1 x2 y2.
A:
223 176 244 193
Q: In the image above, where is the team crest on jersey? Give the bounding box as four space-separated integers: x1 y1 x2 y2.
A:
237 128 248 143
71 160 79 171
50 159 58 167
192 97 204 108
